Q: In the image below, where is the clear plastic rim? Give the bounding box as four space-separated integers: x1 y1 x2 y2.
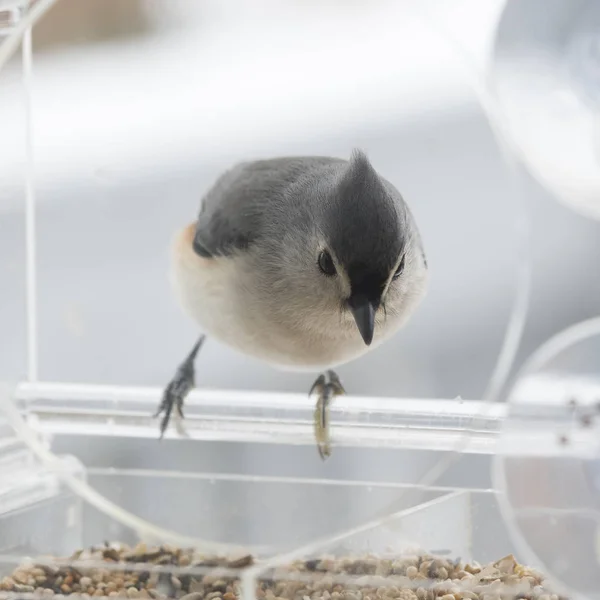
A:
493 317 600 600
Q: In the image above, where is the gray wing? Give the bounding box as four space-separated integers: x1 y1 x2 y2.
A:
192 156 344 257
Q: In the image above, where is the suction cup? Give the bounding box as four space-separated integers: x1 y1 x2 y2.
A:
495 318 600 600
489 0 600 220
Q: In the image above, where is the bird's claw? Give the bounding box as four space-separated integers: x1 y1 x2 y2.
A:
309 370 345 460
154 381 185 439
154 336 206 438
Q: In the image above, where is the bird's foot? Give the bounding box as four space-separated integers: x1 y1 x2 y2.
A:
309 370 346 460
154 336 206 438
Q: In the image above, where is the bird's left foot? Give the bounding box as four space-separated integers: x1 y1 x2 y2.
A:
154 336 205 437
309 370 346 460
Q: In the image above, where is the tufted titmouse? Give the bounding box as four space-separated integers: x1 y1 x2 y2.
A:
154 150 428 458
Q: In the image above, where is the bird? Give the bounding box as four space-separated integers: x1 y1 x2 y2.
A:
154 149 429 458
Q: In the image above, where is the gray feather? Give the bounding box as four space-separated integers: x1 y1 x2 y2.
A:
193 150 422 292
193 156 345 257
324 150 407 282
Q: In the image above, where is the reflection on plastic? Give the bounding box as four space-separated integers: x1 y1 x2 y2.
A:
489 0 600 221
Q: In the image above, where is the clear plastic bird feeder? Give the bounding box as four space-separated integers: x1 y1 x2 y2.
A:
0 2 598 600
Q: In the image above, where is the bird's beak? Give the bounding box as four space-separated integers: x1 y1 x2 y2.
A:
348 294 377 346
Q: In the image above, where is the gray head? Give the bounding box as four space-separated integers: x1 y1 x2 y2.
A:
251 150 429 355
319 150 422 344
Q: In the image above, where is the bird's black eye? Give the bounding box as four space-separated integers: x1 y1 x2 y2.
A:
318 250 336 276
392 255 405 280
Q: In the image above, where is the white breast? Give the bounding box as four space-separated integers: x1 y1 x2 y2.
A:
170 224 387 371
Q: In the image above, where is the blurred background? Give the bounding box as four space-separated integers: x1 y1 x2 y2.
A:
0 1 599 583
1 0 599 403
